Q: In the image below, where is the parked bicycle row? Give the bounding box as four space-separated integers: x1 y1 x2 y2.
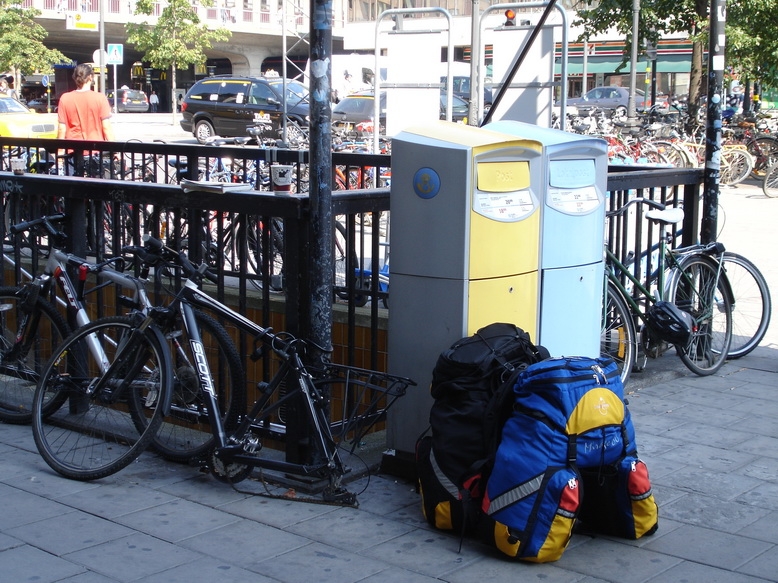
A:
0 213 414 504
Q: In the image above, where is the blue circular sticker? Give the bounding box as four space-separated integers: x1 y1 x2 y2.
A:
413 167 440 199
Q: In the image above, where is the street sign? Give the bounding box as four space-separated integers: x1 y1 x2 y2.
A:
107 44 124 66
41 75 49 88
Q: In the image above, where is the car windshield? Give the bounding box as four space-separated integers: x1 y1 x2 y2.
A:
268 79 308 105
0 98 31 114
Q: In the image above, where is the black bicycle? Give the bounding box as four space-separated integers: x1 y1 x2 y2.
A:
32 236 414 503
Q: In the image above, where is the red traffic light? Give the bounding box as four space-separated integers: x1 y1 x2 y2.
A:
504 9 516 26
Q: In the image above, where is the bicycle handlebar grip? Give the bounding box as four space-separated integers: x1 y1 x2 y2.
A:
9 213 66 236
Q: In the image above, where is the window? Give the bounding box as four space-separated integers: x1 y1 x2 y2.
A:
218 81 250 104
249 82 274 105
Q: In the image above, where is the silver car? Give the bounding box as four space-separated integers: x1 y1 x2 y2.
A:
566 86 645 117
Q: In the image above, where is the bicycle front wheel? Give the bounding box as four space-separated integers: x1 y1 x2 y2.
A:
0 287 70 424
32 316 172 481
669 255 732 375
721 252 772 358
601 281 637 386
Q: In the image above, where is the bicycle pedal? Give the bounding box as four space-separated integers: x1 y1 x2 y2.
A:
322 487 358 506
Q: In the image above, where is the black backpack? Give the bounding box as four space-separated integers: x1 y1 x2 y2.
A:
416 322 549 534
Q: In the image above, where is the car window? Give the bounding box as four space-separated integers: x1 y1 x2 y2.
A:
218 80 250 104
248 82 274 106
268 80 308 107
0 98 29 113
188 81 220 102
334 96 373 116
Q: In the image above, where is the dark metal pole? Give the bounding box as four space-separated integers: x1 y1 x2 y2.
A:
307 0 334 355
702 0 725 244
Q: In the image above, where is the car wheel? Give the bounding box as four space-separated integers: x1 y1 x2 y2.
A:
195 120 215 144
282 120 307 145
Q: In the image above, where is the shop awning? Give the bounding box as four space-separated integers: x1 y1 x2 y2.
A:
556 54 691 75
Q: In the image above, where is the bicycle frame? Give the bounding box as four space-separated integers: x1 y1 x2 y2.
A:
158 278 349 479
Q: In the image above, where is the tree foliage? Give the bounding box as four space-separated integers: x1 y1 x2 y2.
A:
0 0 69 77
126 0 231 117
572 0 778 90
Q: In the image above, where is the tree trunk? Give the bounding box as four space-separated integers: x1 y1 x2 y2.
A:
171 62 177 126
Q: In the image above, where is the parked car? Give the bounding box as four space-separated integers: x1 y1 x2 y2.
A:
0 95 57 138
332 91 469 137
106 89 150 113
180 75 310 144
26 97 58 113
566 86 646 116
442 75 493 111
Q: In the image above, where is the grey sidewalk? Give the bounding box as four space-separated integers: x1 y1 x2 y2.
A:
1 345 777 583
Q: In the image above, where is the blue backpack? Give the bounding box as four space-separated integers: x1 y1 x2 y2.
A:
478 356 658 562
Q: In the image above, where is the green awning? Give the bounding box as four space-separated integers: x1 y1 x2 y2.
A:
556 54 691 75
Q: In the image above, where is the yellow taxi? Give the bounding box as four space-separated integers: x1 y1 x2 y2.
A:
0 94 57 138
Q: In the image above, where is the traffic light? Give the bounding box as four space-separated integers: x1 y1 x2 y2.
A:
504 9 516 26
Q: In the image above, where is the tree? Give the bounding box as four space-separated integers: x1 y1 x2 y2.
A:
126 0 231 122
0 0 69 92
572 0 708 126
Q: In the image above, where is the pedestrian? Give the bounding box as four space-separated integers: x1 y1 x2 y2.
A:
149 90 159 113
0 75 18 100
57 63 115 176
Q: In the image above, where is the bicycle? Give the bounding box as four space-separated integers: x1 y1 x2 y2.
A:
32 235 414 503
0 215 244 463
601 198 733 385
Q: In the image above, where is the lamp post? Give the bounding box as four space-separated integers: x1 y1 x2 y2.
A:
626 0 640 122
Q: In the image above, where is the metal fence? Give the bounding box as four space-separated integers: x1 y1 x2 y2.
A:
2 137 704 377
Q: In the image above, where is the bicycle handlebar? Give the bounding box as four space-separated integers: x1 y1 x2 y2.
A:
606 197 666 218
9 213 66 240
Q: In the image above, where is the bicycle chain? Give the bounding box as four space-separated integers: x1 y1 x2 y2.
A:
230 473 359 508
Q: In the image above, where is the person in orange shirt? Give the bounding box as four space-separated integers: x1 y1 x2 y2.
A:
57 63 115 176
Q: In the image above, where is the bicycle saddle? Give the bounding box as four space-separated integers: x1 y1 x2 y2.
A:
645 207 684 225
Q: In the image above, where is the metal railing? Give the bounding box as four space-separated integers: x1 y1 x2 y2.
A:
2 138 704 376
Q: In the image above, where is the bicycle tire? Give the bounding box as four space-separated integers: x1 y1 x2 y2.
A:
668 255 732 375
31 316 172 481
721 252 772 358
601 281 637 386
0 286 70 424
720 148 754 186
762 161 778 198
747 136 778 179
136 310 245 462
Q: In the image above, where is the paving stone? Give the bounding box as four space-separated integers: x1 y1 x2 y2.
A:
654 466 764 501
114 498 242 543
644 560 773 583
0 544 86 582
138 555 277 583
642 524 772 570
737 545 778 581
0 482 73 530
62 533 201 583
659 492 771 533
735 510 778 543
7 509 134 555
736 479 778 511
652 441 757 473
53 482 177 519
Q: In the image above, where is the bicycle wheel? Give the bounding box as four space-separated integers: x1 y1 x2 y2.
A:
138 310 245 462
669 255 732 375
721 252 771 358
243 216 284 291
0 286 70 424
32 316 172 481
334 219 360 303
762 161 778 198
747 135 778 179
720 148 754 186
601 281 637 386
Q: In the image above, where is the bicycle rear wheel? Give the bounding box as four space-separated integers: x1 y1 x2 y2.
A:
0 287 70 424
748 135 778 179
669 255 732 375
721 252 771 358
601 281 637 386
139 310 245 462
32 316 172 481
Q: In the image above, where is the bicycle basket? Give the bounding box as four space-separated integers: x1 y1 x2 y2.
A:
314 364 414 453
646 301 694 345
